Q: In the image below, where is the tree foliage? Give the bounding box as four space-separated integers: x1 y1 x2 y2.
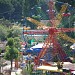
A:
0 0 74 20
56 0 75 7
0 0 39 20
4 46 18 60
0 25 8 41
7 38 14 46
0 18 12 27
4 38 19 70
0 0 14 19
7 27 21 38
14 37 21 49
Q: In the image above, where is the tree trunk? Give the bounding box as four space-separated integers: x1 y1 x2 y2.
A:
15 59 18 69
0 57 1 73
11 59 13 70
0 65 1 73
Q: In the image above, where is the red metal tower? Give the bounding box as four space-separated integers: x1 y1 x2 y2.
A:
25 1 75 65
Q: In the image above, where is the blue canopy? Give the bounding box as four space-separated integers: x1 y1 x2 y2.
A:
32 48 41 53
26 48 42 56
26 49 33 53
26 43 43 54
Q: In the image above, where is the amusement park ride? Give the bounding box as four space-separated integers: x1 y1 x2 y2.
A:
24 0 75 66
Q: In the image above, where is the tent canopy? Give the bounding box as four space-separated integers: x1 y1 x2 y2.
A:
70 43 75 49
25 43 43 54
30 43 43 49
30 43 43 53
26 49 33 53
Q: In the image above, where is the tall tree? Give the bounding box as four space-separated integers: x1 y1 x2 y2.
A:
4 38 19 70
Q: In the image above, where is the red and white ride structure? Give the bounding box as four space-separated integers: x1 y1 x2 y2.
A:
24 0 75 65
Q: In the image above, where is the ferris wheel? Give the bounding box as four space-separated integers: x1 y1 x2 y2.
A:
25 0 75 65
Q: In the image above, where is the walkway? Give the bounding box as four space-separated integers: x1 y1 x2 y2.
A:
2 61 22 75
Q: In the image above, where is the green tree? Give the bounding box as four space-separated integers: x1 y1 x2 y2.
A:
21 0 38 17
0 18 12 27
7 29 13 38
4 38 19 70
7 38 14 46
0 0 14 19
14 37 21 50
12 28 21 38
7 27 21 38
0 25 8 41
11 0 22 21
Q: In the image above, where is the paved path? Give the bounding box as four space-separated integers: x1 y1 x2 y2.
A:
2 61 22 75
63 62 75 70
11 68 22 75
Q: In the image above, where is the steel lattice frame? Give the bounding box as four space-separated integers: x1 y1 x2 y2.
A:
25 0 75 65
